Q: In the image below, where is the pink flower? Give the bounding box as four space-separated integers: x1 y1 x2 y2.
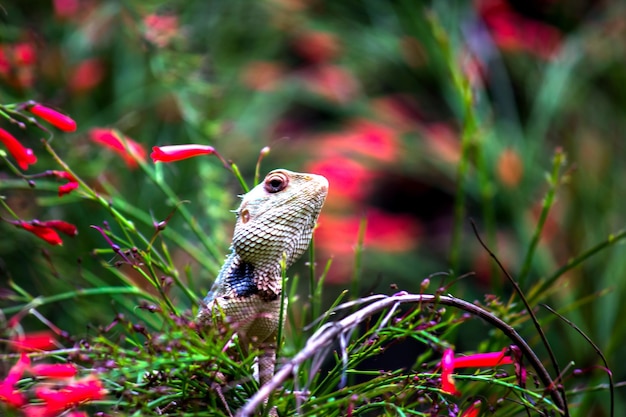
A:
151 144 216 163
0 127 37 170
28 104 77 132
0 352 29 408
90 128 146 168
31 364 78 378
440 347 513 395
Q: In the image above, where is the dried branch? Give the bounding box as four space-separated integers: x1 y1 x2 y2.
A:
237 292 566 416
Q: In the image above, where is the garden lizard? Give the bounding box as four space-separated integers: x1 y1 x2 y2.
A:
196 169 329 388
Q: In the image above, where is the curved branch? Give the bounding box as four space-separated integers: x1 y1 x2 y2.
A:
237 293 566 416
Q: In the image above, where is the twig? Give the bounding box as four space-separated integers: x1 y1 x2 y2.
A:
542 304 614 417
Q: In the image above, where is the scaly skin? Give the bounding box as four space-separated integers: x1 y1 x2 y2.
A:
197 169 328 387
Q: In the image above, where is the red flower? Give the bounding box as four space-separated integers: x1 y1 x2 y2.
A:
51 170 79 196
89 128 147 168
22 405 53 417
65 411 89 417
31 364 78 378
58 181 79 196
441 348 459 395
53 0 80 19
0 352 29 408
0 42 37 88
28 104 77 132
292 30 341 64
460 400 482 417
10 330 58 351
9 219 77 245
14 42 36 66
34 220 79 237
476 0 562 59
0 127 37 170
306 156 374 205
13 222 63 246
314 119 400 163
452 350 513 368
151 144 216 163
34 376 105 415
69 59 106 94
440 347 513 395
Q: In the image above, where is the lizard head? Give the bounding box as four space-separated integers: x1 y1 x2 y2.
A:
232 169 329 268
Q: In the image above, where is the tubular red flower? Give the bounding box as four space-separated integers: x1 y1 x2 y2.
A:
35 220 79 237
460 400 482 417
0 352 30 408
4 352 30 386
90 128 147 168
14 222 63 246
65 411 89 417
22 405 52 417
151 144 216 163
50 170 79 196
0 127 37 170
10 330 57 351
35 376 105 414
31 364 78 378
439 347 513 396
440 348 458 395
28 104 77 132
50 170 75 181
58 181 79 196
453 349 513 368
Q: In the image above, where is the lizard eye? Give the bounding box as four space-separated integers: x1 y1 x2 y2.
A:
264 172 289 193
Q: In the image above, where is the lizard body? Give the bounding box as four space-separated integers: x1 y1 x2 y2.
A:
197 169 328 387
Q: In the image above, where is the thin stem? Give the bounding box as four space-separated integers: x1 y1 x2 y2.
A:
1 286 152 315
429 14 478 274
529 227 626 305
517 148 566 288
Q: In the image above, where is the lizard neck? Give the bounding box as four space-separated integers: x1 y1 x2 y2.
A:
218 252 282 302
